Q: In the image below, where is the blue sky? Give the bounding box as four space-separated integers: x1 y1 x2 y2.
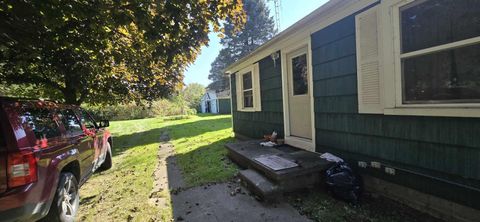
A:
183 0 329 86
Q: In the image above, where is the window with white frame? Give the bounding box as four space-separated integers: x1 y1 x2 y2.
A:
355 0 480 117
236 63 261 112
399 0 480 104
242 71 254 108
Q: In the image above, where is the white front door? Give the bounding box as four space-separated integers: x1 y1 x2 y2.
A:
285 46 313 149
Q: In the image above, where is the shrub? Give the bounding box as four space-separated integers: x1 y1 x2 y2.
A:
84 98 196 121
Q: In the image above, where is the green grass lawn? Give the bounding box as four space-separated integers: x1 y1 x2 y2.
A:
76 114 237 221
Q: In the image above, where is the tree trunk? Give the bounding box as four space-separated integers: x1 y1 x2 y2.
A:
63 88 79 105
63 72 83 105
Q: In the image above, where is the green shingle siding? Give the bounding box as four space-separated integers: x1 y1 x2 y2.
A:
231 52 284 138
229 2 480 209
314 96 358 114
260 77 282 91
218 98 231 114
315 114 479 148
313 35 356 64
315 128 479 181
311 13 480 209
313 55 357 81
311 15 355 48
313 75 357 97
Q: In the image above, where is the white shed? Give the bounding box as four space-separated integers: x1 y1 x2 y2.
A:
200 90 231 114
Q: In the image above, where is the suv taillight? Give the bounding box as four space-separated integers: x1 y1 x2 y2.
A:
7 151 38 188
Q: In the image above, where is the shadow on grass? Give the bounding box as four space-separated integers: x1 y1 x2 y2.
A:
168 137 238 187
111 116 232 157
167 137 241 221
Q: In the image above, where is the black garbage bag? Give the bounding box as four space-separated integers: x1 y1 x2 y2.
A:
325 162 363 204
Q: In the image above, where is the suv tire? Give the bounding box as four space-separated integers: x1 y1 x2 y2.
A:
42 172 80 222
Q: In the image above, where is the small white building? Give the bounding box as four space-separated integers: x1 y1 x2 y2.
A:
200 89 231 114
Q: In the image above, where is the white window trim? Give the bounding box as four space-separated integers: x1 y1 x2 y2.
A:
375 0 480 118
236 63 261 112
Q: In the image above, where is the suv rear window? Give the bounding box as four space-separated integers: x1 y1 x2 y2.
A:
19 108 61 139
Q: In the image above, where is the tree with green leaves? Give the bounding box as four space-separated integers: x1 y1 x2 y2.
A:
0 0 245 105
208 0 276 92
181 83 206 110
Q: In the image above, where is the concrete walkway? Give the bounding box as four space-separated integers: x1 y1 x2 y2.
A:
171 182 311 222
153 132 311 222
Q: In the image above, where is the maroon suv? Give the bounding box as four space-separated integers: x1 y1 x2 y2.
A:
0 97 112 221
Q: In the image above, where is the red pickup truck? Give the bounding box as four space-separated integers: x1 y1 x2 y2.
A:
0 97 113 221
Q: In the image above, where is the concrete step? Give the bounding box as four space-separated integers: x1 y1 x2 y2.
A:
238 169 281 201
226 141 332 182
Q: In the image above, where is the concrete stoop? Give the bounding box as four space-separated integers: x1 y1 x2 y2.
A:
225 140 333 200
225 140 480 222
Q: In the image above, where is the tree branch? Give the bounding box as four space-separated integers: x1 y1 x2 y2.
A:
4 73 64 91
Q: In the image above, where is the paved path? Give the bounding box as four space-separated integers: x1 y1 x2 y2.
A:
153 132 311 222
149 132 185 208
171 182 311 222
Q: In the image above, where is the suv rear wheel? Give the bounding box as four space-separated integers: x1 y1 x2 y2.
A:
43 172 79 222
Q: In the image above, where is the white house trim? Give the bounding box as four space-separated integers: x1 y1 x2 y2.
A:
224 0 379 75
378 0 480 118
226 0 379 150
280 38 315 152
235 63 261 112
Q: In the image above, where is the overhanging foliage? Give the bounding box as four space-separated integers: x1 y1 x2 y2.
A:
0 0 245 104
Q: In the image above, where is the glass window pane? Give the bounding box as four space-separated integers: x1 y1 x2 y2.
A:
59 109 83 136
243 90 253 108
19 108 61 139
292 54 308 95
401 0 480 53
79 109 96 129
403 44 480 103
242 72 252 90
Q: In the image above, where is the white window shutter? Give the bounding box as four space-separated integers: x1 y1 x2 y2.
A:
253 63 262 111
355 6 383 114
235 73 242 111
